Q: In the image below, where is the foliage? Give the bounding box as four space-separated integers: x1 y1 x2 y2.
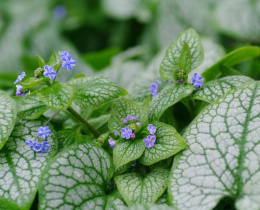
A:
0 1 260 209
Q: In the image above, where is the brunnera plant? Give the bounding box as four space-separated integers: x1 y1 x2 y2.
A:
0 28 260 210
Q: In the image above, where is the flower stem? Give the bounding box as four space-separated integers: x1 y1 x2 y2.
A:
53 61 62 83
44 111 60 127
67 106 100 138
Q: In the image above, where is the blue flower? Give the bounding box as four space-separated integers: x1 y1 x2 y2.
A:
191 73 203 88
34 141 51 152
143 135 156 148
53 5 67 20
43 65 57 80
26 140 36 149
61 54 76 71
121 126 132 139
14 72 26 84
150 80 158 98
16 85 30 98
132 161 136 167
121 119 127 124
114 131 119 136
147 124 156 135
108 137 116 149
38 126 52 140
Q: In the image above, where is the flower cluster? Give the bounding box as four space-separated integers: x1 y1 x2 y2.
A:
25 126 52 152
14 72 26 84
143 124 157 148
59 51 76 71
26 140 51 152
108 136 116 149
150 80 158 98
191 73 203 88
121 115 138 124
16 85 30 98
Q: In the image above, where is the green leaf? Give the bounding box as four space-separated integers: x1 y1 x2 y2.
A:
149 83 193 121
113 139 145 170
20 77 47 88
139 121 187 165
0 119 57 209
0 90 17 149
89 114 110 130
37 81 75 110
39 141 114 209
160 28 204 80
124 203 173 210
115 167 169 206
47 50 59 69
178 42 191 73
15 92 49 120
35 55 45 68
191 75 254 103
169 82 260 210
109 98 148 133
202 46 260 81
106 190 126 210
69 76 127 110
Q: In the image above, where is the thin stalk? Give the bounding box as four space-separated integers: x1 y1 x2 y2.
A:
53 62 63 83
67 106 100 138
44 111 61 127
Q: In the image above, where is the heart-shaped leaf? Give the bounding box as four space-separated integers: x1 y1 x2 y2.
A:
106 191 126 210
16 91 49 120
39 141 114 209
139 121 187 165
149 83 193 121
113 139 146 170
115 167 169 206
69 75 127 110
109 98 148 133
169 82 260 210
0 119 57 209
0 90 17 149
191 75 254 103
37 81 75 110
160 28 204 80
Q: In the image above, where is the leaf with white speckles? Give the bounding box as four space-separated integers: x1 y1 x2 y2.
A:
113 139 145 170
16 91 49 120
149 83 193 121
0 90 17 149
39 141 114 210
139 121 187 165
191 75 254 103
37 81 74 110
109 98 148 133
160 28 204 80
123 203 173 210
169 82 260 210
115 167 169 206
178 42 191 74
106 191 126 210
0 119 57 209
69 75 128 110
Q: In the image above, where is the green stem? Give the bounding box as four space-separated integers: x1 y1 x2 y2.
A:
44 111 60 127
46 81 52 87
53 61 62 83
67 106 100 138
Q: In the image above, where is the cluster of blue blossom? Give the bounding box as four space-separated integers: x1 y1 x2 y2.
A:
14 72 30 97
143 124 157 148
108 115 158 149
25 126 51 152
